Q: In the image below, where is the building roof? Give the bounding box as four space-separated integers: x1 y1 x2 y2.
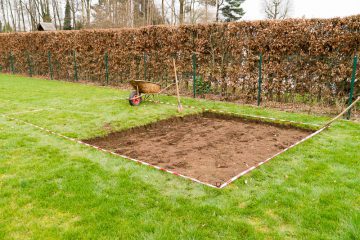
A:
37 22 56 31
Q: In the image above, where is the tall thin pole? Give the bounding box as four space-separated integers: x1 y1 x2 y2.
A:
48 51 53 80
73 50 78 81
347 53 358 119
27 52 33 77
105 52 109 85
143 52 147 81
173 58 183 112
192 53 197 98
10 52 15 74
257 53 263 106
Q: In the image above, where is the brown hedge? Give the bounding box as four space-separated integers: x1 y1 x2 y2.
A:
0 15 359 104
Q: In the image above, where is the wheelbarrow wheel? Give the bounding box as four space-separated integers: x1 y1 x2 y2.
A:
129 91 142 106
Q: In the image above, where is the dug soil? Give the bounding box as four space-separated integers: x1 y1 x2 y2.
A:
84 112 313 186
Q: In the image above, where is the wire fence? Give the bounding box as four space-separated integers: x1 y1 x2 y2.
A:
0 50 358 118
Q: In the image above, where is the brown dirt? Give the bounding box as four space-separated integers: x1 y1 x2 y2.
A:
84 112 313 186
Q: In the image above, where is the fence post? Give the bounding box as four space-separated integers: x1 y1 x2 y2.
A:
56 61 60 79
48 51 53 80
257 53 263 106
192 53 197 98
104 52 109 85
347 53 358 119
73 50 78 81
135 55 140 79
143 52 147 81
10 52 15 74
27 52 33 77
3 55 6 72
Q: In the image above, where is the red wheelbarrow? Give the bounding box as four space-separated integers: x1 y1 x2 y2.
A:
128 59 183 112
128 80 162 106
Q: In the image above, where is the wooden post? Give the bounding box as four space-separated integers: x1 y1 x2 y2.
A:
173 58 183 112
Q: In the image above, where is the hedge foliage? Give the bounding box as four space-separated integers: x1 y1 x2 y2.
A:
0 15 359 104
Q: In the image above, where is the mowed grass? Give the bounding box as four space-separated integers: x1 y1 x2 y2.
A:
0 74 359 239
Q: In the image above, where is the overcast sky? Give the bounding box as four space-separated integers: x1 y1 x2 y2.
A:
242 0 360 20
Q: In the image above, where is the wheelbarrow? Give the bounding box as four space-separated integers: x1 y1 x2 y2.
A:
128 80 162 106
128 59 183 111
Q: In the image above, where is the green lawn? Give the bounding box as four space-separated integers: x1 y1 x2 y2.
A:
0 74 359 239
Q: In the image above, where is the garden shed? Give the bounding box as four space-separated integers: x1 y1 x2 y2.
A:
37 22 56 31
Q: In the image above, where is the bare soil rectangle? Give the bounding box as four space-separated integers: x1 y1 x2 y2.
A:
84 112 313 186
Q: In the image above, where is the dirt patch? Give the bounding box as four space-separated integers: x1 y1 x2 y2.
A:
84 112 313 186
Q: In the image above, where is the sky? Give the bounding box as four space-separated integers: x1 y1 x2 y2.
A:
242 0 360 20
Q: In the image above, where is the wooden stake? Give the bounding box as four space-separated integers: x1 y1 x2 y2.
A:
173 58 183 112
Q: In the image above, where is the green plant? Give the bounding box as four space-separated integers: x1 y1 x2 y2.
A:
63 0 72 30
195 76 211 96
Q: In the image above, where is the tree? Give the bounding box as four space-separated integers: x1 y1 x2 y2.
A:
215 0 223 22
2 21 13 32
179 0 185 24
63 0 72 30
220 0 244 22
0 0 228 32
263 0 292 19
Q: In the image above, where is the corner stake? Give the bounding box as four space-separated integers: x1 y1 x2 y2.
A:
173 58 183 113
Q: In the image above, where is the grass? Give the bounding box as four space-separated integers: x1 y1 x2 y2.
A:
0 74 359 239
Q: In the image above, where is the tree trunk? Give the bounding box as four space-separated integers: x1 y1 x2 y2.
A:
7 0 17 31
171 0 175 25
54 0 62 29
161 0 165 23
179 0 184 24
205 0 208 23
20 0 26 31
0 0 7 26
71 0 76 29
216 0 219 22
83 0 90 26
